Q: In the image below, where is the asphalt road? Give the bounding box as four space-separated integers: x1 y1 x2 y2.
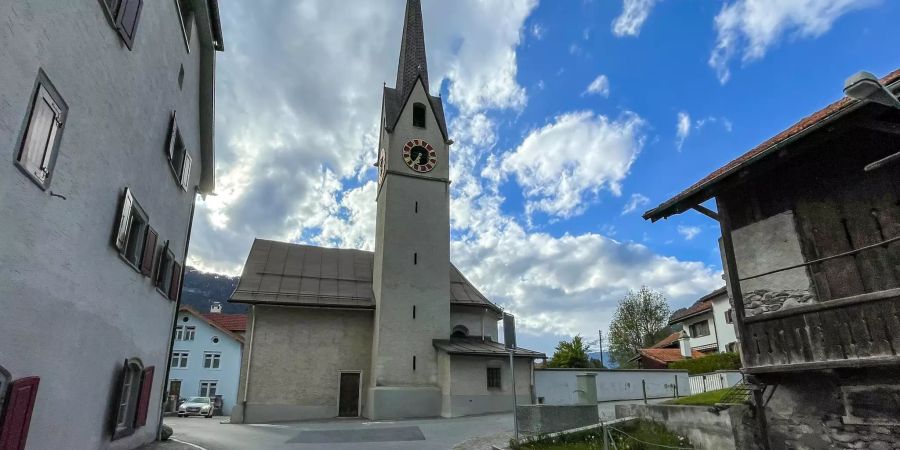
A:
163 413 514 450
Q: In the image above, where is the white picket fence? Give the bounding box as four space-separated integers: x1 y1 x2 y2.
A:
688 370 743 395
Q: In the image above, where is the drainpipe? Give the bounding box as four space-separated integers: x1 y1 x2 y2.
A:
157 188 197 440
242 306 257 404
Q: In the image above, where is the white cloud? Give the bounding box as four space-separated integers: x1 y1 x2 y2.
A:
622 193 650 215
531 23 546 40
676 111 691 150
612 0 658 37
709 0 878 83
677 225 702 240
501 111 646 219
584 74 610 97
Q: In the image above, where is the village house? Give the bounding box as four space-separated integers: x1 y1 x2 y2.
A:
670 287 739 354
166 306 244 416
645 69 900 449
0 1 223 448
228 0 544 424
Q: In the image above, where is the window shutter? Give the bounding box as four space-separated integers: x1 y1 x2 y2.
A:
155 241 169 287
180 153 192 190
133 366 154 427
168 261 183 300
114 0 144 50
166 112 178 161
114 188 134 251
0 377 40 450
19 86 62 183
140 228 158 276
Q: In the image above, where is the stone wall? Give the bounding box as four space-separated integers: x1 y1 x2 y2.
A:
742 288 816 317
761 368 900 450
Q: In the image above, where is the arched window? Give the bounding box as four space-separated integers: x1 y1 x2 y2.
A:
452 325 469 338
412 103 426 128
112 358 144 440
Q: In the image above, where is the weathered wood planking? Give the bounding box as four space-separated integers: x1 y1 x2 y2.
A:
744 296 900 370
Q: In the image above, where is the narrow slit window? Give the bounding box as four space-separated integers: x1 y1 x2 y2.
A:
412 103 426 128
415 201 418 213
413 356 416 371
414 253 417 265
413 305 416 319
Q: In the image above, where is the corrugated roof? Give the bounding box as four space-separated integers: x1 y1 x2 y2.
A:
230 239 502 313
201 313 247 333
433 337 545 358
643 68 900 222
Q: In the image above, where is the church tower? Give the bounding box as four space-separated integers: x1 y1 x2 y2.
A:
369 0 451 419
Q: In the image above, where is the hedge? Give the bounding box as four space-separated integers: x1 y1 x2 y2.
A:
669 352 741 375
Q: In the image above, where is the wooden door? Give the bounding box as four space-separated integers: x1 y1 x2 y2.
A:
338 372 360 417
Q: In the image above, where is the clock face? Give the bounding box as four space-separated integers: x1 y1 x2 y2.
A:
377 148 386 185
403 139 437 173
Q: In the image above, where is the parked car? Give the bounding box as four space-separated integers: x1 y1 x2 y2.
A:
177 397 214 418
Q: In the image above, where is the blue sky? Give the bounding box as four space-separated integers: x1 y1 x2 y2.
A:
189 0 899 355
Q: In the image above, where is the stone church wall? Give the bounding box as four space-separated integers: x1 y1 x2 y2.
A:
235 306 374 423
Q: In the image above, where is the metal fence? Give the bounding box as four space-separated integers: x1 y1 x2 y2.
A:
688 370 743 395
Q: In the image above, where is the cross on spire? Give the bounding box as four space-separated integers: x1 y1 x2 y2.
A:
395 0 429 98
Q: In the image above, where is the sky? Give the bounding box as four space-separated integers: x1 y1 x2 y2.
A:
188 0 899 356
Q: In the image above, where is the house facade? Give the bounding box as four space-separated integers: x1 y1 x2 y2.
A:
670 287 739 354
645 69 900 449
229 0 544 424
0 1 222 448
167 307 244 416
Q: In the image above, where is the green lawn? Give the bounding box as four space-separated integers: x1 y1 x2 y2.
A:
514 420 693 450
665 388 731 406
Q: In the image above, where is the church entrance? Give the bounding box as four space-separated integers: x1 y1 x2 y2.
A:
338 372 361 417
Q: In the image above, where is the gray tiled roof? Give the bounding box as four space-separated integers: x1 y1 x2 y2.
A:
433 337 545 358
230 239 501 312
395 0 428 100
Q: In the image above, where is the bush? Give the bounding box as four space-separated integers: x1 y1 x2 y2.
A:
669 352 741 375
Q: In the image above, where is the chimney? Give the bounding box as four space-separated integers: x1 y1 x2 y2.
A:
210 302 222 314
678 330 692 359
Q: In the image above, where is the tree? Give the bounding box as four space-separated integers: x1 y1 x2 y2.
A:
546 335 594 368
608 286 671 367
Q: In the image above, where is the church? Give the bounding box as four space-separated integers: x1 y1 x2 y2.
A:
229 0 544 423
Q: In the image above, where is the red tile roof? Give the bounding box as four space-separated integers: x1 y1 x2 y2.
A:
651 332 682 349
670 299 713 324
179 306 244 343
644 68 900 222
201 313 247 333
638 348 704 365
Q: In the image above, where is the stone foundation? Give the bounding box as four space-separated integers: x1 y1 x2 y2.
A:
742 289 815 317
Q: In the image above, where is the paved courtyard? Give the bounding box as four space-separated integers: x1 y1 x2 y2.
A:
148 399 669 450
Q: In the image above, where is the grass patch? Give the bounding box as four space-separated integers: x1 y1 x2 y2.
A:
513 419 692 450
665 388 730 406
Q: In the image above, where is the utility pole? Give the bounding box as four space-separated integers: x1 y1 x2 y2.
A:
598 330 603 367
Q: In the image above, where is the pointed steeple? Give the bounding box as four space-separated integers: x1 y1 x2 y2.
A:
395 0 429 98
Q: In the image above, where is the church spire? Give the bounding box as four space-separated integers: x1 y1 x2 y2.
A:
395 0 429 98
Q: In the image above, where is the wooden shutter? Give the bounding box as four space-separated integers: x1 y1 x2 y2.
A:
19 86 62 183
168 261 183 300
114 0 144 50
0 377 40 450
166 112 178 161
180 153 192 190
133 366 154 427
140 228 158 276
155 241 169 287
114 188 134 251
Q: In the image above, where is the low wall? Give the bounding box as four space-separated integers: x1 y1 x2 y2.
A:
535 369 690 405
516 404 599 435
615 403 760 450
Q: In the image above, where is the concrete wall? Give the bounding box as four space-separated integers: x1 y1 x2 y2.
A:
450 305 499 341
0 1 210 448
441 355 532 417
726 211 816 317
167 311 242 415
237 306 373 423
517 404 599 435
535 369 689 405
616 403 760 450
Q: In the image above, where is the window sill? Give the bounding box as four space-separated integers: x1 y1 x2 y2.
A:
117 252 143 275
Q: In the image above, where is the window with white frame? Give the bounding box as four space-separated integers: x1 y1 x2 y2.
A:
114 188 150 271
112 358 143 440
14 70 68 189
175 0 194 50
171 352 189 369
174 325 184 341
199 380 217 398
725 309 734 324
203 353 221 369
183 326 195 341
689 320 711 338
165 111 193 190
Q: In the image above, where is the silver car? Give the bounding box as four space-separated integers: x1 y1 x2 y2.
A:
177 397 214 418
